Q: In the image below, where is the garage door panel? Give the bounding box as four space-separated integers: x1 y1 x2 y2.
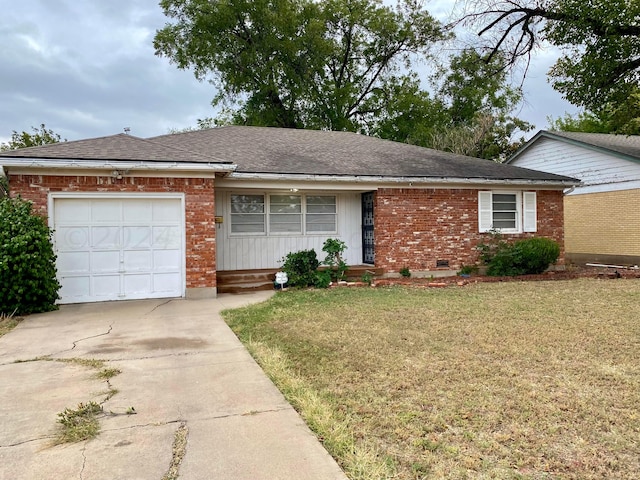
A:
124 250 152 271
153 250 181 270
91 251 121 273
60 276 91 298
153 226 181 249
57 252 90 273
93 275 121 297
92 200 122 222
53 196 185 304
57 227 90 250
124 201 152 222
124 275 151 295
154 273 182 292
153 200 182 222
123 226 152 249
55 200 90 223
92 226 121 249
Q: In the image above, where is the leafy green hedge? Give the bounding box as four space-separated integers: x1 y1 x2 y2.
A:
0 196 60 314
281 249 319 287
478 232 560 277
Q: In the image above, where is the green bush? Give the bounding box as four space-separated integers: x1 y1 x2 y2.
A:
281 249 319 287
0 196 60 314
322 238 348 281
512 237 561 274
313 270 332 289
479 235 560 277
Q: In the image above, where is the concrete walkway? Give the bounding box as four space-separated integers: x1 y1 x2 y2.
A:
0 293 347 480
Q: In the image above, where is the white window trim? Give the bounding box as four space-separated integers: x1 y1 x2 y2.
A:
478 190 537 234
229 192 338 237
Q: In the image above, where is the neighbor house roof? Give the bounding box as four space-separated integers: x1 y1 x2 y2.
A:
150 126 577 184
507 130 640 164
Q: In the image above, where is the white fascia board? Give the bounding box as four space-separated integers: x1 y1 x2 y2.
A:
0 158 236 176
217 172 578 190
568 178 640 195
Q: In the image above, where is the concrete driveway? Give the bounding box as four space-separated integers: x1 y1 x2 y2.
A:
0 293 347 480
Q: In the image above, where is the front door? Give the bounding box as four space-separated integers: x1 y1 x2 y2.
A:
362 192 375 264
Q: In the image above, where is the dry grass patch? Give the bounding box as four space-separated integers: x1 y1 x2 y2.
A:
225 279 640 479
0 311 22 337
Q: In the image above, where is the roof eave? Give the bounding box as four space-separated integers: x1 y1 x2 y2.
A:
0 157 237 174
227 171 579 188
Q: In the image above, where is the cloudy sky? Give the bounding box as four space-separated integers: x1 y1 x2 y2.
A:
0 0 578 144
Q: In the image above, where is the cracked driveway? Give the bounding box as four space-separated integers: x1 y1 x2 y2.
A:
0 293 347 480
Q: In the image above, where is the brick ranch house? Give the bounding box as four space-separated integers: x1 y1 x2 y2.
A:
0 126 578 304
507 130 640 267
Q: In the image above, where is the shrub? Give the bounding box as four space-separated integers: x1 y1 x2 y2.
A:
322 238 348 281
512 237 561 274
281 249 319 287
479 235 560 276
399 266 411 278
313 270 332 289
0 196 60 314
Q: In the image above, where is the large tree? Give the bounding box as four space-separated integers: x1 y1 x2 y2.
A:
548 89 640 135
458 0 640 112
0 124 64 151
374 49 532 160
154 0 445 131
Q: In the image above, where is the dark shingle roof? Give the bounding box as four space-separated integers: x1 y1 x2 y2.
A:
0 133 229 164
150 126 576 182
543 131 640 159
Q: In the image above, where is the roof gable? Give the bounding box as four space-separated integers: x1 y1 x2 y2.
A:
508 130 640 165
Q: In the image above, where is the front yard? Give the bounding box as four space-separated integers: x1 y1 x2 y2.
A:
224 279 640 479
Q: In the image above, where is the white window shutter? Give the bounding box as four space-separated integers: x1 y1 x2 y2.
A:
478 191 493 232
523 191 537 232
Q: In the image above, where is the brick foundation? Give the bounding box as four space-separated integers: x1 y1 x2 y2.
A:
374 188 565 274
9 174 217 291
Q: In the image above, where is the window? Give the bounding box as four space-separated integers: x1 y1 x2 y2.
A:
230 193 337 235
269 195 302 233
230 194 265 233
306 195 337 232
478 191 536 233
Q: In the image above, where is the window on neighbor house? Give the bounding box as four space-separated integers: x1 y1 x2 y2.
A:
478 191 537 233
230 194 337 235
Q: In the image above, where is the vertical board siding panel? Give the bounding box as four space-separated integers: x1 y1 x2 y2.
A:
218 191 364 270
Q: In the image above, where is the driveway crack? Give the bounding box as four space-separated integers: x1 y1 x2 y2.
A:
162 422 188 480
79 442 88 480
0 435 56 448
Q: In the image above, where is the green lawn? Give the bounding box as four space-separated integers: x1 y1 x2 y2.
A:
224 279 640 479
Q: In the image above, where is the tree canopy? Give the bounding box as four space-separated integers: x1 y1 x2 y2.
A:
155 0 445 132
458 0 640 112
548 89 640 135
0 124 64 151
374 48 532 160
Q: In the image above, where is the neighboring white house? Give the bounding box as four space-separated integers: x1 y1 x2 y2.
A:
508 130 640 266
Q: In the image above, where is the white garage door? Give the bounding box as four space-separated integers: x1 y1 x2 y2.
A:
53 196 184 304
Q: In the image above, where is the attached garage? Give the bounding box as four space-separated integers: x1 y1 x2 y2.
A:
51 194 185 304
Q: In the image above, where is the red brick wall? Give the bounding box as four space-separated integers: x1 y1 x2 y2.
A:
9 174 216 289
374 188 565 273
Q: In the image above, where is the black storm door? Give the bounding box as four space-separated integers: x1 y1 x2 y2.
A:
362 192 375 264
